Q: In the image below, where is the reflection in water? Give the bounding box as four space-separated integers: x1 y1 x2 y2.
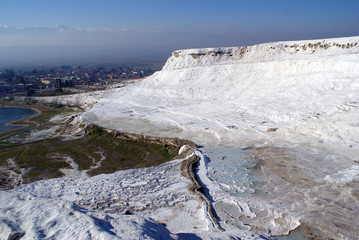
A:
198 145 359 240
0 107 36 132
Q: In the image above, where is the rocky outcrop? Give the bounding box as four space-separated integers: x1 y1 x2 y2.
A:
164 36 359 70
179 146 224 231
96 125 197 149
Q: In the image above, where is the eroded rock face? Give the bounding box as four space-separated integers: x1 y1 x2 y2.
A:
4 36 359 239
166 37 359 70
100 125 197 148
0 158 25 190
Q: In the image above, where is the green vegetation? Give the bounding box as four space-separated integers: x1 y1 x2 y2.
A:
34 108 70 123
0 122 179 188
0 103 75 141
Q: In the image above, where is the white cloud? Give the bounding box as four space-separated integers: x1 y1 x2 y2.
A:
0 23 119 34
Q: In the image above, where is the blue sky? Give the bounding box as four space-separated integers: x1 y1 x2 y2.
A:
1 0 359 66
2 0 358 30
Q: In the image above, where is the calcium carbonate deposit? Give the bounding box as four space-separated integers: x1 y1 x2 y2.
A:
2 36 359 239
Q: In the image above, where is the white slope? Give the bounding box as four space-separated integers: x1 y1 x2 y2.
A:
1 151 264 239
84 36 359 153
82 36 359 239
0 191 173 240
2 36 359 239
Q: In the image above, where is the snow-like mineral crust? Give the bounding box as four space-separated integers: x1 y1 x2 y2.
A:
83 36 359 239
2 36 359 239
1 151 265 240
85 36 359 153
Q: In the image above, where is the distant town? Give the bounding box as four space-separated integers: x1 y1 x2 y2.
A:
0 63 161 98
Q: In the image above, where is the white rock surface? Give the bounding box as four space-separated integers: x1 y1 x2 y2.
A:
2 36 359 239
83 36 359 239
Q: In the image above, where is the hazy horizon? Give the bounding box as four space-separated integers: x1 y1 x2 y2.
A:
1 0 359 68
